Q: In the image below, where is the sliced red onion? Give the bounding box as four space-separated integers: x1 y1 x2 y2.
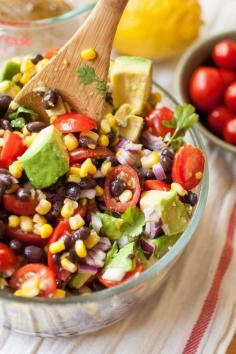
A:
144 208 159 222
142 131 165 152
140 238 155 259
116 138 129 150
79 263 98 275
125 142 143 151
102 268 126 282
91 213 102 233
85 247 106 268
97 237 111 251
79 189 96 199
153 163 166 181
145 219 163 239
116 149 141 167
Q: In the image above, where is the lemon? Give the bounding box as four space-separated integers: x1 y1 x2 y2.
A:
114 0 201 60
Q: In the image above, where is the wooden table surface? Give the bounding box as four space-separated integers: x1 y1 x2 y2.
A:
227 336 236 354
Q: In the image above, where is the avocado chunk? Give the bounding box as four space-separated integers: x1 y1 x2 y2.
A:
140 190 189 235
69 273 91 289
119 114 144 142
0 80 20 99
111 56 152 114
20 125 69 189
0 60 20 81
151 234 181 260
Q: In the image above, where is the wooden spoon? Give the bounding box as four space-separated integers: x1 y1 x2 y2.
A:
14 0 129 122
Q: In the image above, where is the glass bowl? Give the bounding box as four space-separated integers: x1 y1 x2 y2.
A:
0 82 209 337
0 1 96 62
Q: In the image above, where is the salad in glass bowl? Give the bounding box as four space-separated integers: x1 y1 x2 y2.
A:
0 53 205 299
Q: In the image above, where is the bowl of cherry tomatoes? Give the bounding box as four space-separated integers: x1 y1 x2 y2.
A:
175 30 236 154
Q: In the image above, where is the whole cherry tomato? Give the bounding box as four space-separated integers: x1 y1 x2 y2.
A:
0 242 17 271
98 263 144 288
53 113 97 133
145 107 175 138
172 144 205 190
143 180 171 191
189 67 224 112
9 264 56 298
224 82 236 113
223 119 236 145
212 40 236 70
207 106 234 136
219 69 236 89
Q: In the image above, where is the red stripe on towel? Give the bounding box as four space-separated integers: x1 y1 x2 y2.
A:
183 202 236 354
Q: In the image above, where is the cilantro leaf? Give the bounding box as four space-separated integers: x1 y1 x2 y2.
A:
11 117 26 129
104 242 118 269
150 234 181 260
121 207 145 240
96 79 107 95
105 242 135 272
9 106 38 121
97 212 123 240
77 65 96 85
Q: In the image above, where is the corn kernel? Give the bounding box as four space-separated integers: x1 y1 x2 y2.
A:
96 185 104 197
19 216 34 232
195 171 203 180
61 258 77 273
69 214 85 230
80 158 96 178
67 174 81 184
34 224 42 235
171 183 187 197
20 72 32 85
12 73 22 83
100 119 111 134
141 151 160 169
1 81 10 91
36 199 52 215
98 134 109 147
101 160 111 176
8 215 20 228
75 240 87 258
40 224 53 239
106 114 116 127
9 160 24 179
64 133 79 151
53 289 66 298
49 240 65 254
64 199 78 210
61 203 74 219
149 92 162 106
69 167 81 176
22 126 30 136
15 277 40 297
21 59 36 74
36 58 49 72
80 131 99 143
23 133 38 147
84 230 100 249
80 48 97 60
0 278 7 289
33 214 47 225
119 190 133 203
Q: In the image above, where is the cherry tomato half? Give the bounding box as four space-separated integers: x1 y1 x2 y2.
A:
143 180 171 191
44 48 59 59
104 165 141 213
219 69 236 89
0 130 26 169
70 147 114 163
224 82 236 114
189 67 224 112
6 227 46 246
207 106 234 136
0 242 17 272
3 195 38 216
212 40 236 70
172 144 205 190
145 107 175 138
223 119 236 145
98 263 144 288
9 264 56 298
53 113 97 133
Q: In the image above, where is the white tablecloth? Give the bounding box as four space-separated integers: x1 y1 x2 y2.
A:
1 1 236 353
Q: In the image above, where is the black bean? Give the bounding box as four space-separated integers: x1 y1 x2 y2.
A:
96 177 105 188
65 183 80 201
182 191 198 207
0 207 8 220
69 247 79 263
61 235 72 250
16 188 31 201
79 135 95 147
0 174 12 189
110 178 126 198
46 201 62 221
0 220 6 239
138 168 155 180
78 178 96 190
31 54 43 65
24 246 45 263
91 158 103 168
160 156 173 172
72 227 90 242
0 96 12 117
105 92 113 106
10 239 23 254
164 172 172 184
26 121 47 133
92 279 105 291
43 90 59 109
107 156 118 167
162 147 175 160
52 254 61 267
0 184 7 201
108 132 116 145
0 119 12 131
0 168 10 175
